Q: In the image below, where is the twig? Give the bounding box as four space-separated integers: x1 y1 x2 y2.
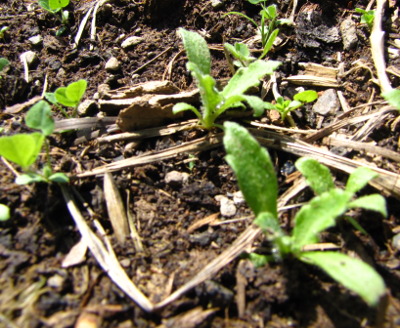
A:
74 7 93 47
370 0 392 93
131 46 172 75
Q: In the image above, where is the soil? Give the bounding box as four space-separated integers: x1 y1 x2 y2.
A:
1 0 400 327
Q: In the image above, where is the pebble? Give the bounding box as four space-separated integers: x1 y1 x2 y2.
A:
340 17 358 50
211 0 223 8
165 170 189 186
47 274 65 289
105 56 120 72
392 233 400 251
20 50 38 67
312 89 340 116
121 36 144 49
233 191 245 205
28 35 43 46
215 195 237 217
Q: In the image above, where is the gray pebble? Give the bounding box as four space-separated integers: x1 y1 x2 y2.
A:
215 195 237 217
28 35 43 46
20 51 38 67
77 99 98 116
165 170 189 186
392 233 400 251
340 17 358 50
312 89 340 116
105 56 120 72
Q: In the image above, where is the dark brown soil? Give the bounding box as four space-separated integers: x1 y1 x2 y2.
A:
1 0 400 327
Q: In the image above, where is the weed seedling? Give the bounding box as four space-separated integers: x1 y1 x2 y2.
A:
227 1 290 59
46 79 87 117
355 8 375 30
173 28 281 129
0 204 10 221
382 89 400 110
0 101 69 184
224 42 256 68
0 26 8 40
224 121 386 306
264 90 318 126
38 0 70 35
0 57 9 72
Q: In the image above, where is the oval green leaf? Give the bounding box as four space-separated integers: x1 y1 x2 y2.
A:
25 100 54 136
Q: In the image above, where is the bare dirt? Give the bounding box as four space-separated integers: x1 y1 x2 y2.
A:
1 0 400 327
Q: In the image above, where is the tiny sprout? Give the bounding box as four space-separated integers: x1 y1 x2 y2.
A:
0 204 11 221
355 8 375 30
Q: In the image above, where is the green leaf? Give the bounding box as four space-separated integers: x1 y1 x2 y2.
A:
44 92 58 104
172 102 202 119
293 90 318 103
248 253 270 268
0 57 9 71
15 173 46 185
295 158 335 195
292 189 352 251
254 212 281 235
265 5 277 20
179 28 211 76
300 251 385 306
0 133 44 169
248 0 265 5
260 28 279 58
382 89 400 110
25 100 54 136
0 204 10 221
38 0 57 12
49 172 70 183
345 167 377 194
348 194 387 217
240 95 266 116
49 0 69 10
222 60 281 99
224 122 278 217
55 79 87 107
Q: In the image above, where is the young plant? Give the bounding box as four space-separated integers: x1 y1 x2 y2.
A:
46 79 87 117
224 42 256 68
223 121 386 306
38 0 70 35
0 57 9 72
227 1 290 59
264 90 318 126
0 26 8 40
172 28 281 129
382 89 400 111
0 100 69 184
0 204 10 221
355 8 375 30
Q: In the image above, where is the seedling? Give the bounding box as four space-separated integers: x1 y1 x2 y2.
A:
172 29 281 129
0 204 10 221
264 90 318 126
38 0 70 35
46 79 87 117
0 101 69 184
382 89 400 110
227 1 290 59
0 26 8 40
224 42 256 68
355 8 375 30
224 122 386 306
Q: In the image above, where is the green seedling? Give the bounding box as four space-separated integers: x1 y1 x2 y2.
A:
0 101 69 185
227 1 290 59
38 0 70 35
224 42 256 68
173 29 280 129
46 79 87 117
355 8 375 30
224 121 386 306
382 89 400 110
264 90 318 126
0 204 11 221
0 26 8 40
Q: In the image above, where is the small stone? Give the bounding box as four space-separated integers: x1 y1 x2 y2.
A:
340 17 358 50
216 195 237 217
211 0 223 8
47 274 65 289
20 51 38 67
312 89 340 116
28 35 43 46
105 56 120 72
120 258 131 267
77 99 98 116
165 170 189 186
121 36 144 49
233 191 245 205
